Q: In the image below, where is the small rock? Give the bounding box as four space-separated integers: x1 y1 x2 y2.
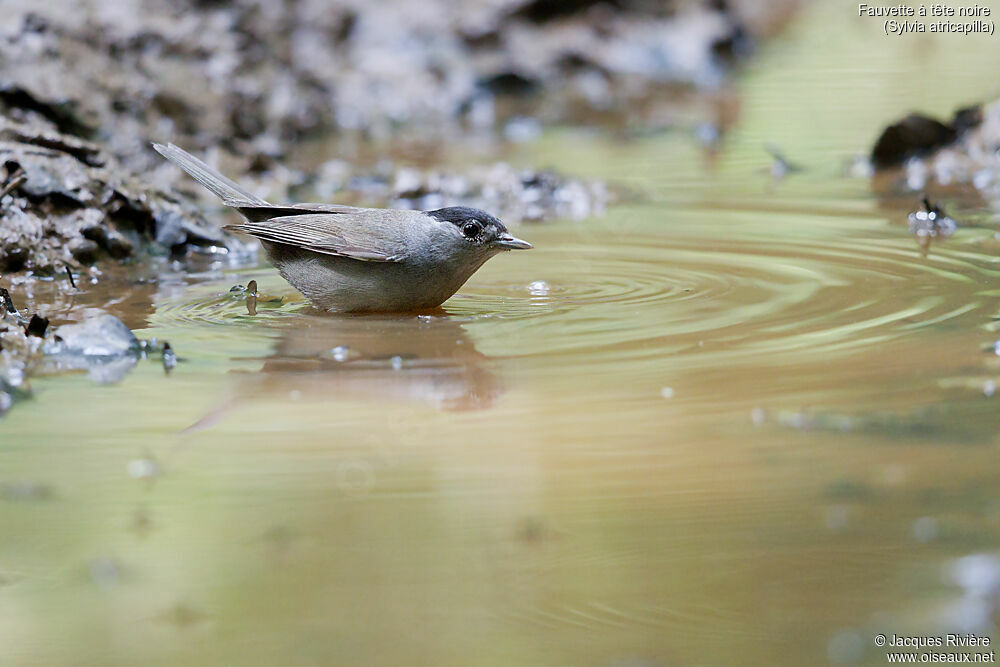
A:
871 108 980 168
24 313 48 338
49 313 138 357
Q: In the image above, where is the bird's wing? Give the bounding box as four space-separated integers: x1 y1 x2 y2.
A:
287 202 361 214
235 202 365 222
225 212 410 262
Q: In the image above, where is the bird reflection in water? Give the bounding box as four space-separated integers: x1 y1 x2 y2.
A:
256 309 502 411
182 288 502 434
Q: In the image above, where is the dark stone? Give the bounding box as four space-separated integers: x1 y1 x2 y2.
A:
509 0 614 23
105 232 134 259
69 238 99 264
871 106 983 168
951 105 984 134
478 72 540 96
0 247 27 272
24 314 48 338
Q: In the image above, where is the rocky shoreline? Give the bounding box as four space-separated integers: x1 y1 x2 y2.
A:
0 0 802 281
0 0 798 168
0 114 223 276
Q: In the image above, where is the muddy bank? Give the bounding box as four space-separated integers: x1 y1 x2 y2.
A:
1 108 607 277
0 0 768 276
238 157 612 223
0 114 224 275
0 0 795 283
0 0 798 170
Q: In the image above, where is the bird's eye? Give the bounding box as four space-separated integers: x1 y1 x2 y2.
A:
462 221 482 238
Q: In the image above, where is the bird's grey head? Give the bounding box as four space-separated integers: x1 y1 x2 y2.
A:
425 207 532 253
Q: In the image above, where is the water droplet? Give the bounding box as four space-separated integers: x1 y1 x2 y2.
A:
527 280 550 296
659 387 674 399
390 356 403 371
985 380 996 397
331 346 349 362
751 407 766 425
127 458 161 480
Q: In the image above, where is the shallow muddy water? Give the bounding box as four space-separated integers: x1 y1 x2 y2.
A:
6 4 1000 666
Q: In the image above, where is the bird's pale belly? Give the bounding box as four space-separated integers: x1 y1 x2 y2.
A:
262 242 487 312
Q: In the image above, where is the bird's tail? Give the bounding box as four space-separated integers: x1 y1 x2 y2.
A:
152 142 270 207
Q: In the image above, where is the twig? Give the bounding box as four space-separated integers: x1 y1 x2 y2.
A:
0 170 26 200
0 288 16 315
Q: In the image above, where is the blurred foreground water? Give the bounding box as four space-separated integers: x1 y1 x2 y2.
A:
5 4 1000 666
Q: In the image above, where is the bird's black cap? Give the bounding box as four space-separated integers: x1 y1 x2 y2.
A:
425 206 507 233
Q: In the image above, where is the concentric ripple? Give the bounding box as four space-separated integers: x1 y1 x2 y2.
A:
449 245 991 369
148 205 1000 380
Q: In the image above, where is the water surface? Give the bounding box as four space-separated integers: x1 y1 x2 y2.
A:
5 4 1000 665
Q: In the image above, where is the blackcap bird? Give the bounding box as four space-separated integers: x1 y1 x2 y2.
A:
152 143 532 312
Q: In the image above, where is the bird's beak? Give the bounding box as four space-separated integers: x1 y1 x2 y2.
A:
496 234 533 250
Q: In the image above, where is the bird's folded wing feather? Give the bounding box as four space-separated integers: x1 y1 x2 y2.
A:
235 202 364 222
225 213 409 262
286 203 360 214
